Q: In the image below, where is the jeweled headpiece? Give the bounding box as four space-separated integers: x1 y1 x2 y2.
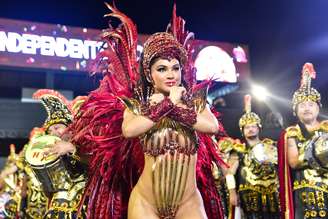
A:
239 94 262 131
142 32 187 77
33 89 73 131
292 62 321 114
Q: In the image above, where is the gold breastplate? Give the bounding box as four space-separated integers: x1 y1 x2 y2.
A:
122 97 204 218
25 167 48 219
142 118 197 156
287 123 328 184
240 139 278 187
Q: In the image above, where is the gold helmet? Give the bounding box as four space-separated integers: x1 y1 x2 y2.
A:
292 62 321 114
239 94 262 131
33 89 73 131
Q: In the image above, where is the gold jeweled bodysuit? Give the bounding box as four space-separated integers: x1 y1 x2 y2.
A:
124 95 205 219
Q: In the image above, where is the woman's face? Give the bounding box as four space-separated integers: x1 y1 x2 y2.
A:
150 58 182 94
296 100 319 124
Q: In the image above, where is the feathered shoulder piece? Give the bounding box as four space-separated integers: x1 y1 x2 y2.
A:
120 97 140 115
93 3 139 98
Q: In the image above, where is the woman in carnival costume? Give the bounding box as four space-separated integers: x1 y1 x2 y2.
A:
70 3 226 219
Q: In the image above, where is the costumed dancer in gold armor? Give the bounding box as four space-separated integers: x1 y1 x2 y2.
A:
278 63 328 219
217 95 280 219
16 128 49 219
0 144 23 218
69 3 226 219
212 142 230 219
28 89 87 218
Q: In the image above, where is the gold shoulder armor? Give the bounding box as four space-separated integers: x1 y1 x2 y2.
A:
320 120 328 133
193 86 208 114
120 98 140 115
286 125 304 140
233 142 247 153
217 137 246 153
262 138 276 146
217 137 235 153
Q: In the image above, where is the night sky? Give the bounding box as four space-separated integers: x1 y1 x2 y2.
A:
1 0 328 119
2 0 328 92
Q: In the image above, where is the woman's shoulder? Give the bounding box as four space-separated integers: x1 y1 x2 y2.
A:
120 97 141 115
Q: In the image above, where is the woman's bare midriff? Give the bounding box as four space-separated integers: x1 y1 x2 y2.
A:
128 153 207 219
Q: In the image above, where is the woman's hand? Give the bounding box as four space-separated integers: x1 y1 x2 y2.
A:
169 86 186 105
43 140 76 157
149 93 165 105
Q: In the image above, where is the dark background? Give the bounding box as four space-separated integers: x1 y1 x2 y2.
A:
1 0 328 155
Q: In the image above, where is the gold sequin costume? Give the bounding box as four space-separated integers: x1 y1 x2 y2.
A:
212 137 238 218
43 174 86 219
218 137 280 219
285 121 328 219
219 94 280 219
0 145 22 218
278 62 326 219
32 90 87 219
123 92 206 219
16 144 48 219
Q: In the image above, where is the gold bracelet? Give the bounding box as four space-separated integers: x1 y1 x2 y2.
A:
225 174 236 190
